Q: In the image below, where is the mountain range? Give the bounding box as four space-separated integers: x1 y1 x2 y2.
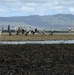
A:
0 14 74 30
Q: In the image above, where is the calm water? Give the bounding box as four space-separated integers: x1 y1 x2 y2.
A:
0 40 74 44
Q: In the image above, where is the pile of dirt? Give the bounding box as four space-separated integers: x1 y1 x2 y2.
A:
0 44 74 75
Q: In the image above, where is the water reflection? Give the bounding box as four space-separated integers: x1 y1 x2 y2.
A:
0 40 74 44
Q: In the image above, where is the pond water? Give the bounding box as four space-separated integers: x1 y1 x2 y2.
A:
0 40 74 44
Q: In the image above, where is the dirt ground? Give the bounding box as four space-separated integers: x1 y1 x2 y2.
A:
0 44 74 75
0 33 74 41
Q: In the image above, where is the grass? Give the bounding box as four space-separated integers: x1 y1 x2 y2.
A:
0 33 74 41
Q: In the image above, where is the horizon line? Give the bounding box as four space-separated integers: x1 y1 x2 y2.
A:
0 13 73 17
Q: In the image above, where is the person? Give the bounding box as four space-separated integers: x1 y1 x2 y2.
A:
8 25 11 36
8 25 10 32
2 27 3 33
51 28 53 33
68 26 71 32
0 28 2 37
15 27 20 35
22 29 25 34
50 28 53 35
26 27 31 35
35 28 37 33
32 29 35 35
28 27 31 32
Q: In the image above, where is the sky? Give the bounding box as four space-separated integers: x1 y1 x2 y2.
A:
0 0 74 17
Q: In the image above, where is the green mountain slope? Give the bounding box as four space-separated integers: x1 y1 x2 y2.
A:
0 14 74 30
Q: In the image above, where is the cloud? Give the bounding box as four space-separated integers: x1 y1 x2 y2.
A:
0 0 74 16
0 0 48 3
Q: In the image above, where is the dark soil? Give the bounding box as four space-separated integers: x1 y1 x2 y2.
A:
0 44 74 75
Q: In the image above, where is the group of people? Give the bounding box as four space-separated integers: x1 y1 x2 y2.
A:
8 25 38 36
0 25 72 36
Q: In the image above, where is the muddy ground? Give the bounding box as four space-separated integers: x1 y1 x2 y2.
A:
1 33 74 41
0 44 74 75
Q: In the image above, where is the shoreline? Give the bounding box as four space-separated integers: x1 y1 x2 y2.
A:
1 40 74 44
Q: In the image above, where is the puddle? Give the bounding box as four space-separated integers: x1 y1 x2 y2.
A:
0 40 74 44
